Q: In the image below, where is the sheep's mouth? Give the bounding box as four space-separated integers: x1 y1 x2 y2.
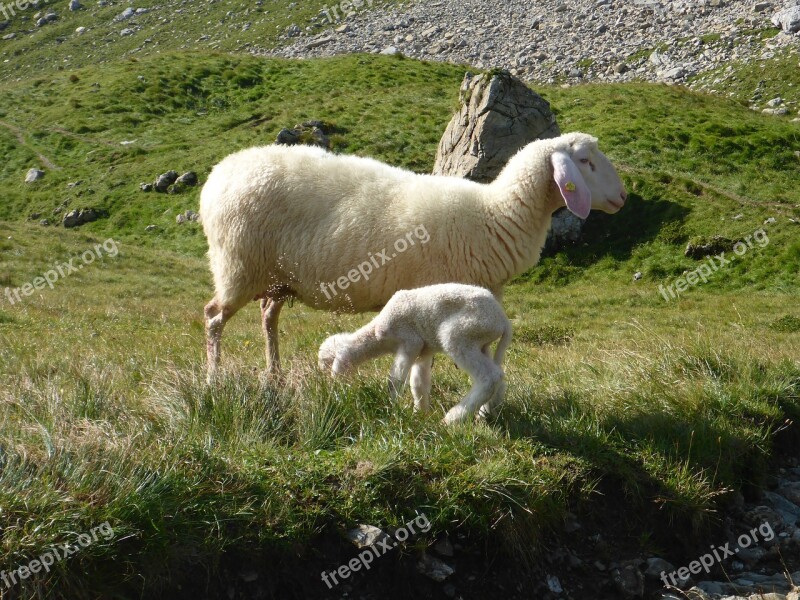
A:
605 198 625 212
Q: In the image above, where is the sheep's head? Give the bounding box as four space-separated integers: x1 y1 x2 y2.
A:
551 133 627 219
318 334 352 376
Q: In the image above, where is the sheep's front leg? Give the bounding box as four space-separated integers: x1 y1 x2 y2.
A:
410 352 433 413
260 298 284 376
388 350 416 401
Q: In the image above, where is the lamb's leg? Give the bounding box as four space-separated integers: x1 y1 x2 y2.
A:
388 349 417 401
476 342 505 419
443 348 503 425
260 298 284 376
477 378 507 420
410 352 434 413
205 300 236 382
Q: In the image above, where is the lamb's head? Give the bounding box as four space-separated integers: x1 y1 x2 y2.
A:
551 132 627 219
318 334 353 376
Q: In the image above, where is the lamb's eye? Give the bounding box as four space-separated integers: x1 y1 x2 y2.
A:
579 158 590 164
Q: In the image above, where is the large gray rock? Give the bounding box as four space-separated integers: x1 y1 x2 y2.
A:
433 70 559 182
432 71 582 250
772 5 800 32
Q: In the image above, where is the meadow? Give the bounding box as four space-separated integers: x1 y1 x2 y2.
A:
0 51 798 597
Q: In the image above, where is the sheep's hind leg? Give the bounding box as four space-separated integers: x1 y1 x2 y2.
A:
260 298 284 376
410 352 433 413
443 348 503 425
205 300 236 383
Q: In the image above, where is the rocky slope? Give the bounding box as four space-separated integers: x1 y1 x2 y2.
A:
261 0 800 103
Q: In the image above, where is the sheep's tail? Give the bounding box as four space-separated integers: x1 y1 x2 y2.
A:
493 321 512 367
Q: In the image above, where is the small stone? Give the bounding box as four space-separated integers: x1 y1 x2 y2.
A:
176 171 198 186
611 562 645 598
766 97 783 107
633 271 643 281
154 170 178 192
772 5 800 33
335 23 350 33
645 557 676 580
145 224 157 232
546 574 563 594
417 553 454 582
380 45 400 55
69 0 81 10
614 62 629 74
346 524 390 548
753 1 771 10
115 7 134 21
696 581 724 595
25 168 44 183
762 107 788 116
764 217 776 224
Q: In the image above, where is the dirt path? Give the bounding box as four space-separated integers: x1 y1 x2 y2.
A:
0 119 61 170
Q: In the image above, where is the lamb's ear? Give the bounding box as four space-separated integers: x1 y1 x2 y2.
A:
551 151 591 219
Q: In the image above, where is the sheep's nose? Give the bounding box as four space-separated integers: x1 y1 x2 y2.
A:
620 190 628 203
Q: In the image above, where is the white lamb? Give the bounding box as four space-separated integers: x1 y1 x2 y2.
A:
200 132 626 377
318 283 512 424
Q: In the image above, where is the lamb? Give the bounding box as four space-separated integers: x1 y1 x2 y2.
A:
200 132 626 377
318 283 512 424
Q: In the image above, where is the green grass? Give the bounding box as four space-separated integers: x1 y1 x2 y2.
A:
0 222 798 596
0 49 799 597
0 0 391 82
693 45 800 105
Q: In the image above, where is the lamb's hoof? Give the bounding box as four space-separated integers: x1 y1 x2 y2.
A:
443 406 469 425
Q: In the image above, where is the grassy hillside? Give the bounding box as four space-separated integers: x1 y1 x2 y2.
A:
0 0 382 82
0 51 799 597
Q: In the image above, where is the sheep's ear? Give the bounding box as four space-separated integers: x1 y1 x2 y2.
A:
551 151 591 219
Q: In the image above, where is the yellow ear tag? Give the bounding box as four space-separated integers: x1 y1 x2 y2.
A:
565 181 576 192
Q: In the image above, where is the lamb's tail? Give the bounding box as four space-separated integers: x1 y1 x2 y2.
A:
493 321 512 367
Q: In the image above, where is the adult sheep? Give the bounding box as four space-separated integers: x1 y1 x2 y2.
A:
200 132 627 378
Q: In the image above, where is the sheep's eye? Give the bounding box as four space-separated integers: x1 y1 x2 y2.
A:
580 158 590 164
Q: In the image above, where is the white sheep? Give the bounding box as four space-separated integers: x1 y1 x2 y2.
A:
318 283 512 424
200 132 626 377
